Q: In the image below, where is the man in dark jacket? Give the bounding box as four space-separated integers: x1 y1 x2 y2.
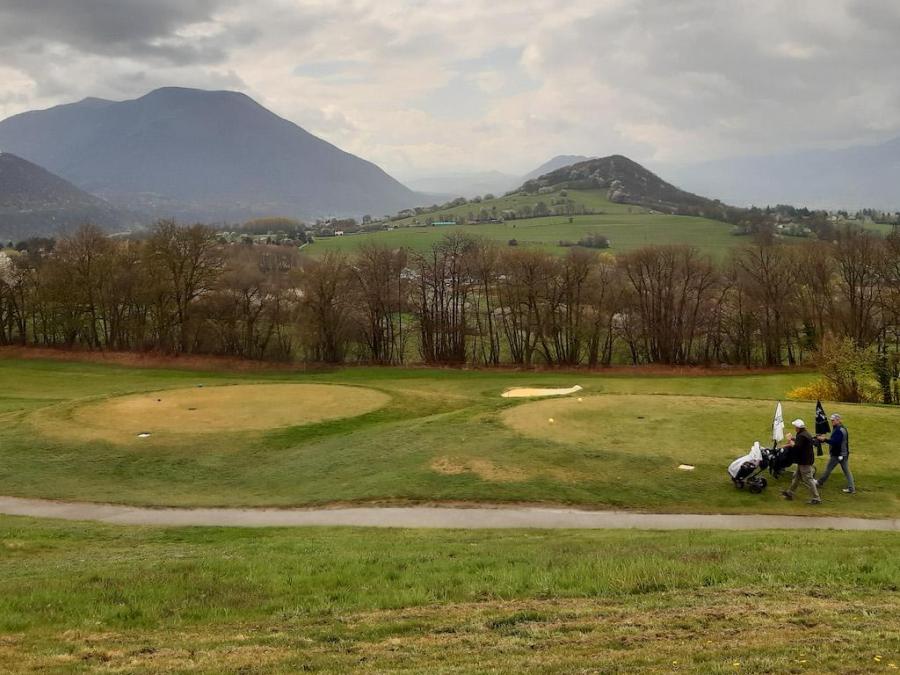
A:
781 419 821 504
816 413 855 494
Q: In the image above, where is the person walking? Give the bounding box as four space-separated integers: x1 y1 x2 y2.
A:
781 419 822 504
816 413 855 494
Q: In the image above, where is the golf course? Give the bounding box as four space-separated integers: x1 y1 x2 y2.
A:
3 355 898 516
1 353 898 672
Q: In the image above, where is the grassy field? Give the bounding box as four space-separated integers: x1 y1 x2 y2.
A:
393 188 639 225
1 355 898 517
311 188 739 256
309 188 897 257
311 212 738 257
1 516 897 673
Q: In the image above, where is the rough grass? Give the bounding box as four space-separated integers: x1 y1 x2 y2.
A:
1 517 898 673
1 356 897 517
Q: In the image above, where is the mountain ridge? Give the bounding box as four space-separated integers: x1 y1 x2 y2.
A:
0 87 423 222
662 136 900 210
0 152 135 240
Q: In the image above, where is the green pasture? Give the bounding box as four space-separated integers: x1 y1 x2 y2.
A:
309 187 896 257
311 212 738 256
310 187 737 256
0 517 897 672
1 356 897 517
395 188 639 225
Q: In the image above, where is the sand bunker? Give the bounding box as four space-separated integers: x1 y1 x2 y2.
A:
501 385 583 398
48 383 390 441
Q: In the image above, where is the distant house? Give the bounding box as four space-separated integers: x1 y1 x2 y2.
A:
432 220 457 226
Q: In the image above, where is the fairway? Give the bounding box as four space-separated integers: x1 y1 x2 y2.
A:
39 383 390 443
1 355 898 518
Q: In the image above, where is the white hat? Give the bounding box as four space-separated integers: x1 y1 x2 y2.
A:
829 413 841 421
791 419 806 428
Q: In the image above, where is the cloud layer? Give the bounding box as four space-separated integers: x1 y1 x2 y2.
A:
2 0 899 177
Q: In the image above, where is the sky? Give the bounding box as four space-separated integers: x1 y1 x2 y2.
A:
2 0 900 179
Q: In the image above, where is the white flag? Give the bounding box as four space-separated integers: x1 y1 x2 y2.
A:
772 402 784 443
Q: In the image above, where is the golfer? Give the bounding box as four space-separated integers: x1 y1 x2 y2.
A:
816 413 855 494
781 419 821 505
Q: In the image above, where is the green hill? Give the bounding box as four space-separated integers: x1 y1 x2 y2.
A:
310 187 737 256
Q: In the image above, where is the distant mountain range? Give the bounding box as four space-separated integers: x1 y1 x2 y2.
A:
405 155 596 199
661 137 900 211
521 155 594 182
0 87 423 224
404 171 518 200
0 152 135 241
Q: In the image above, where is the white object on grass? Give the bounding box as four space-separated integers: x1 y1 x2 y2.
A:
501 385 583 398
137 432 151 438
677 464 695 471
727 442 763 478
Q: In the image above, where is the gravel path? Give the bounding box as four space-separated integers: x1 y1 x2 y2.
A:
1 496 896 530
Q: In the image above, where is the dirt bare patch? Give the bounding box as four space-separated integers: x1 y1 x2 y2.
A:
430 457 529 482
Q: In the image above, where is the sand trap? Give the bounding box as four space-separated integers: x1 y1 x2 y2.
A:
501 385 583 398
41 383 390 442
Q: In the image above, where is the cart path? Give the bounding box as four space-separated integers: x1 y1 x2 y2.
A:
0 496 897 530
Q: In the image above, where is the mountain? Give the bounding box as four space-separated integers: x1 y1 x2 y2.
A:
520 154 726 216
403 156 595 200
662 137 900 210
403 170 519 199
0 87 422 222
0 152 135 241
522 154 594 182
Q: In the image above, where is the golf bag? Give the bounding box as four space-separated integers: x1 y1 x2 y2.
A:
728 442 770 493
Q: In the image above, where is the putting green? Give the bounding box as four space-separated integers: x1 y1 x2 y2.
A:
43 383 390 442
501 394 900 467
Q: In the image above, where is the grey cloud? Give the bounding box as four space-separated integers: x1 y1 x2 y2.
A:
2 0 900 174
0 0 231 64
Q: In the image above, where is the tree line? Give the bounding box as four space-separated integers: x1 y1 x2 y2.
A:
1 221 898 401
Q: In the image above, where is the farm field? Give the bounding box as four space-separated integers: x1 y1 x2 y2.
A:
1 355 897 518
310 211 738 256
307 188 896 257
310 187 738 256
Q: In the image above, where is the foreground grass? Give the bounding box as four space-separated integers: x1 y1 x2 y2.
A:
1 356 898 516
0 517 898 672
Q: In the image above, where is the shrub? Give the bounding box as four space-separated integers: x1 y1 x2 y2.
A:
787 378 881 404
813 336 881 403
577 233 610 249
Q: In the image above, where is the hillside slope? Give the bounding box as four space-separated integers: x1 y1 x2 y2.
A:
523 155 727 216
0 152 134 240
0 87 422 222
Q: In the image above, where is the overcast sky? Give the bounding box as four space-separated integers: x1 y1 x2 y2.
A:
2 0 900 178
